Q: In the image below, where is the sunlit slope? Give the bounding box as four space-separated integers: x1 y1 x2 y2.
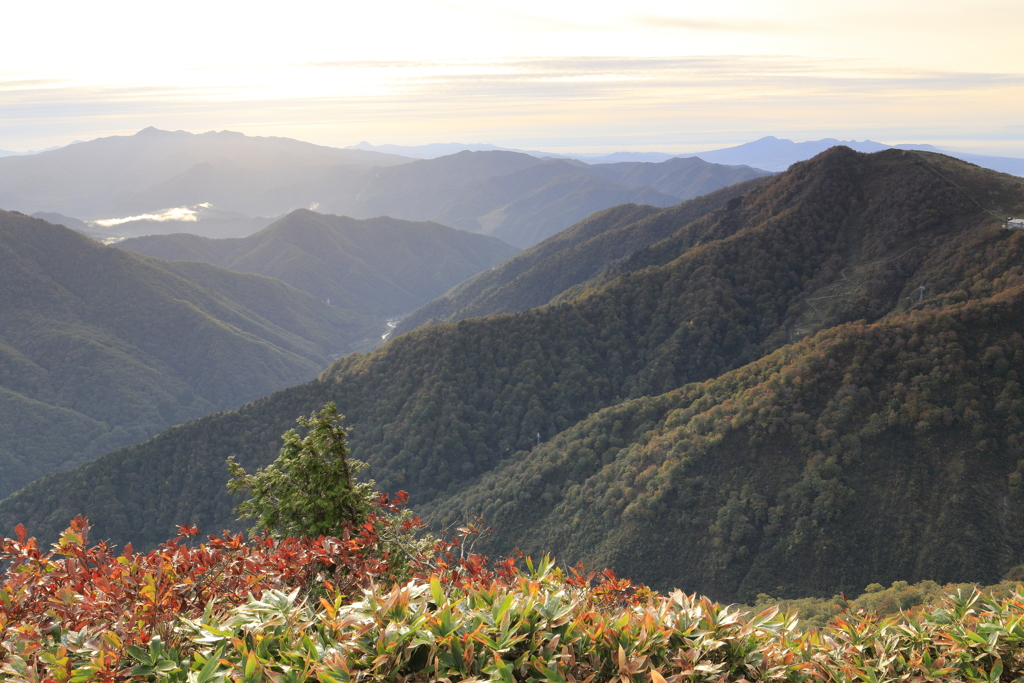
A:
2 149 1021 602
435 280 1024 600
0 211 370 495
117 210 520 317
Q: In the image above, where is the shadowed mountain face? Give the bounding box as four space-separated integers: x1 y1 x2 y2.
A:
321 152 770 248
115 210 520 318
583 156 774 199
394 176 772 336
4 148 1020 601
0 210 381 497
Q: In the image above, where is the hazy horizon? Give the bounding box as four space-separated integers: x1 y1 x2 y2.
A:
2 1 1021 157
4 130 1019 163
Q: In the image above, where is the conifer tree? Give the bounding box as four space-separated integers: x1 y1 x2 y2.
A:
227 403 373 538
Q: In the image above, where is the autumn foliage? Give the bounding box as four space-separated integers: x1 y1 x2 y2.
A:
2 514 1024 682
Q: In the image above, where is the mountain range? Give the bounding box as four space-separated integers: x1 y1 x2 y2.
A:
0 129 770 249
0 127 409 222
3 147 1022 601
318 152 769 248
393 176 771 335
114 210 519 318
689 136 1024 176
0 209 512 498
0 209 370 497
348 137 1024 176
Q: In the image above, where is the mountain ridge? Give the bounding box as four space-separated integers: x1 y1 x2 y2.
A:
115 210 520 318
0 210 380 496
394 175 772 335
3 148 1021 600
0 128 411 222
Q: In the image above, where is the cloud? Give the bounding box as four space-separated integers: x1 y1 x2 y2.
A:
631 15 787 33
1 55 1020 154
91 205 202 227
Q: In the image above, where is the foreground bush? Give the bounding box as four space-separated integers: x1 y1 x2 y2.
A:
3 521 1024 681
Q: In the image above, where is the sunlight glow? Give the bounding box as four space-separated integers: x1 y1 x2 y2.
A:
0 0 1020 153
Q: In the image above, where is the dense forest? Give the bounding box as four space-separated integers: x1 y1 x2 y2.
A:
394 176 771 335
3 147 1022 600
0 210 387 496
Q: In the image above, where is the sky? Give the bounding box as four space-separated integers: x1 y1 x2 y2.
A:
1 0 1021 156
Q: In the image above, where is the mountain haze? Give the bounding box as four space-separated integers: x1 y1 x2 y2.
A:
3 149 1021 600
0 127 410 226
0 210 373 496
349 136 1023 176
0 130 769 248
115 210 519 320
584 156 773 199
323 152 769 248
692 136 1024 176
395 176 772 335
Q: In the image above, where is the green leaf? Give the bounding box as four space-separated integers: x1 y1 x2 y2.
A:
430 576 445 606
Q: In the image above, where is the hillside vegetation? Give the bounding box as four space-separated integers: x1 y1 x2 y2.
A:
4 515 1024 683
116 210 519 319
0 211 374 496
3 148 1022 600
395 177 771 335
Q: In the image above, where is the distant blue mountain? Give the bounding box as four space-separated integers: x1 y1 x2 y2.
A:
347 141 568 159
686 136 1022 176
351 137 1022 176
0 144 72 157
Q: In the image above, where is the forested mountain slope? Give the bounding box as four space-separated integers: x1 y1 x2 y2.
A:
0 211 371 496
435 280 1024 601
394 177 772 335
116 210 519 317
3 148 1021 600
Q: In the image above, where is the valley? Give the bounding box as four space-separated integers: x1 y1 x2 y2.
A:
2 146 1022 601
5 3 1024 675
0 128 771 248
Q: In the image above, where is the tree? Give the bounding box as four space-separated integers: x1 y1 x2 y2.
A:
227 403 374 538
